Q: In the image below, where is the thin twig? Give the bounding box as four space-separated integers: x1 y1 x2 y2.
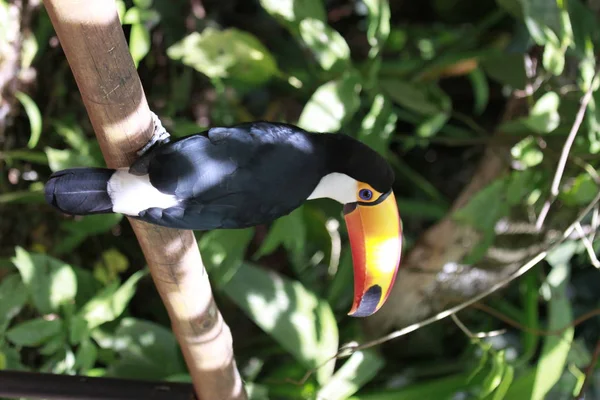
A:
536 70 600 229
575 222 600 268
451 313 475 338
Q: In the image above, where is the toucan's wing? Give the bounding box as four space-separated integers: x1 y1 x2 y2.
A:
131 123 324 230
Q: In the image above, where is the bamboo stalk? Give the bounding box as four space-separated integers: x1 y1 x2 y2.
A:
41 1 247 399
0 370 196 400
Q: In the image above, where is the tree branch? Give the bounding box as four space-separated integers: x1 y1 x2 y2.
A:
41 1 246 398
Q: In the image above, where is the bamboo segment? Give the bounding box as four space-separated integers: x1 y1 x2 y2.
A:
42 1 247 398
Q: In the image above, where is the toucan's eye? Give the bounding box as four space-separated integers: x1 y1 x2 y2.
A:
359 189 373 201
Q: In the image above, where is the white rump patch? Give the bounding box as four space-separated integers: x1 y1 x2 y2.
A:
107 168 179 215
307 172 357 204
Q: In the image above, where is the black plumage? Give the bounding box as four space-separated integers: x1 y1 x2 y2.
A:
45 122 394 231
132 122 328 229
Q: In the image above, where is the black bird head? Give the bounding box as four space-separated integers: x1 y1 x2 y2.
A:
310 133 403 317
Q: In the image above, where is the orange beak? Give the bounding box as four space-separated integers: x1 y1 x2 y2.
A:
343 190 402 317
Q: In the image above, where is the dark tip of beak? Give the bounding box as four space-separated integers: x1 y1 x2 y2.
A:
349 285 382 317
343 202 358 215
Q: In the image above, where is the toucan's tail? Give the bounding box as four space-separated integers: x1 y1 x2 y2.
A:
44 167 116 215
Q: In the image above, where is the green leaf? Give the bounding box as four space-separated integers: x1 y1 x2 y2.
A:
107 318 185 380
511 136 543 168
199 228 254 289
0 274 28 328
254 207 306 266
15 91 42 149
74 338 98 373
12 247 78 314
492 364 514 400
45 147 100 172
416 112 449 138
167 28 278 86
298 76 361 132
479 350 507 397
0 189 44 204
6 317 63 347
299 18 350 72
351 372 482 400
502 92 560 134
223 263 338 384
559 173 599 206
129 23 151 68
55 214 123 255
0 149 48 165
480 52 527 90
380 79 450 116
468 67 489 115
259 0 326 26
78 270 147 330
505 243 574 399
93 248 130 285
520 0 566 46
357 94 397 155
542 42 565 76
363 0 391 58
317 349 385 400
452 179 510 263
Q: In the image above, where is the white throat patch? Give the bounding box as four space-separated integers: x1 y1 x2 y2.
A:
307 172 357 204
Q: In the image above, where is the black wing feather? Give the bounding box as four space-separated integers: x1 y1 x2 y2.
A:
129 123 326 230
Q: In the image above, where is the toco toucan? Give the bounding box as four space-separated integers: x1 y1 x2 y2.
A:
45 122 402 317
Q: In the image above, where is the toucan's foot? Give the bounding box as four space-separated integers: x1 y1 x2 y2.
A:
137 112 171 156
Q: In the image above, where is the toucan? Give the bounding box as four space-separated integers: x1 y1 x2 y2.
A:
44 122 402 317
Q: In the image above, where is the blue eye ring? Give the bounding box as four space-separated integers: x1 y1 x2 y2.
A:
359 189 373 201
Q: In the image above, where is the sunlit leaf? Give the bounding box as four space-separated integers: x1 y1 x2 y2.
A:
78 270 147 330
502 92 560 134
511 136 544 168
6 317 63 347
15 91 42 149
358 94 397 155
167 28 278 85
317 349 384 400
363 0 391 58
223 263 338 384
560 173 599 206
298 76 361 132
199 228 255 288
259 0 326 26
543 41 565 76
107 318 186 380
129 24 151 68
416 112 449 138
12 247 78 315
479 350 507 397
299 18 350 72
492 364 515 400
254 207 306 266
45 147 100 172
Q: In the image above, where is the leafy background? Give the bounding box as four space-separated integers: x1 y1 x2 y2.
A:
1 0 600 399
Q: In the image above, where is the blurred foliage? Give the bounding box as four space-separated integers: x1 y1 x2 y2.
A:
0 0 600 399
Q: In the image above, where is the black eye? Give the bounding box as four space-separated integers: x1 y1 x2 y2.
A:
359 189 373 201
